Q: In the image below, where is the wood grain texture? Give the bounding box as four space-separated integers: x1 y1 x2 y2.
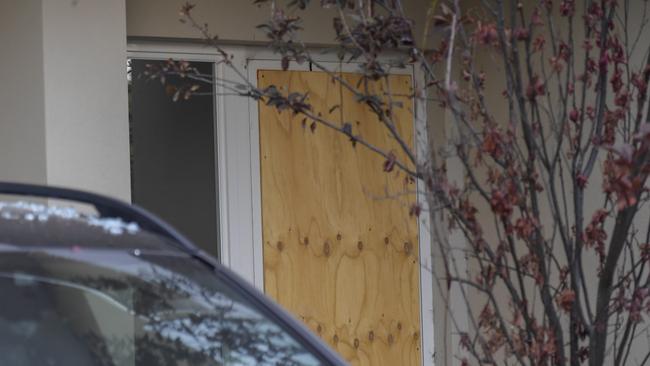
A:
258 70 421 366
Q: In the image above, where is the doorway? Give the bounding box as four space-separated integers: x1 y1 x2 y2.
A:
126 43 435 365
128 58 219 257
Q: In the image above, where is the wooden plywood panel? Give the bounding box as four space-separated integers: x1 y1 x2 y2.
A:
258 70 421 366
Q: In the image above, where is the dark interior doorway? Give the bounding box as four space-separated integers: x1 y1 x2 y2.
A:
128 59 218 258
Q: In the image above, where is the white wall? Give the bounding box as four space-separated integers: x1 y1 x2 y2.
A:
42 0 131 201
0 0 130 201
0 0 47 184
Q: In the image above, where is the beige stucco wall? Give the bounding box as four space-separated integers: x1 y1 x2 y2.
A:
0 0 47 184
126 0 430 45
0 0 131 201
42 0 131 201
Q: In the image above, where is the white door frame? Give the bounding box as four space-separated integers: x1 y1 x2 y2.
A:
127 41 435 364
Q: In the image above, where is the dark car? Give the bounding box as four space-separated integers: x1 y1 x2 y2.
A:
0 182 346 366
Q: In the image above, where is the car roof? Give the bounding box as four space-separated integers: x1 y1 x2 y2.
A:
0 201 181 251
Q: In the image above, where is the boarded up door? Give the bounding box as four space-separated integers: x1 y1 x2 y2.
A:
258 70 421 366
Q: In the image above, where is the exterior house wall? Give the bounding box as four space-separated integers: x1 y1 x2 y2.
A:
0 0 130 201
0 0 47 184
126 0 430 45
42 0 131 201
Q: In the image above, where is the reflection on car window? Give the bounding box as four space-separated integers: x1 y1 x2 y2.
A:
0 248 323 366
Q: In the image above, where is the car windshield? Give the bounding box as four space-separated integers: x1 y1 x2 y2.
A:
0 245 323 366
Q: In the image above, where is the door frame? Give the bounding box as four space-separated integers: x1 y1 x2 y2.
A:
127 40 435 364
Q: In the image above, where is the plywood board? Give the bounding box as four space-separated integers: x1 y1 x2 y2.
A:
258 70 421 366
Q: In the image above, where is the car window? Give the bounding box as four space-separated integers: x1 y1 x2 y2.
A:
0 247 323 366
